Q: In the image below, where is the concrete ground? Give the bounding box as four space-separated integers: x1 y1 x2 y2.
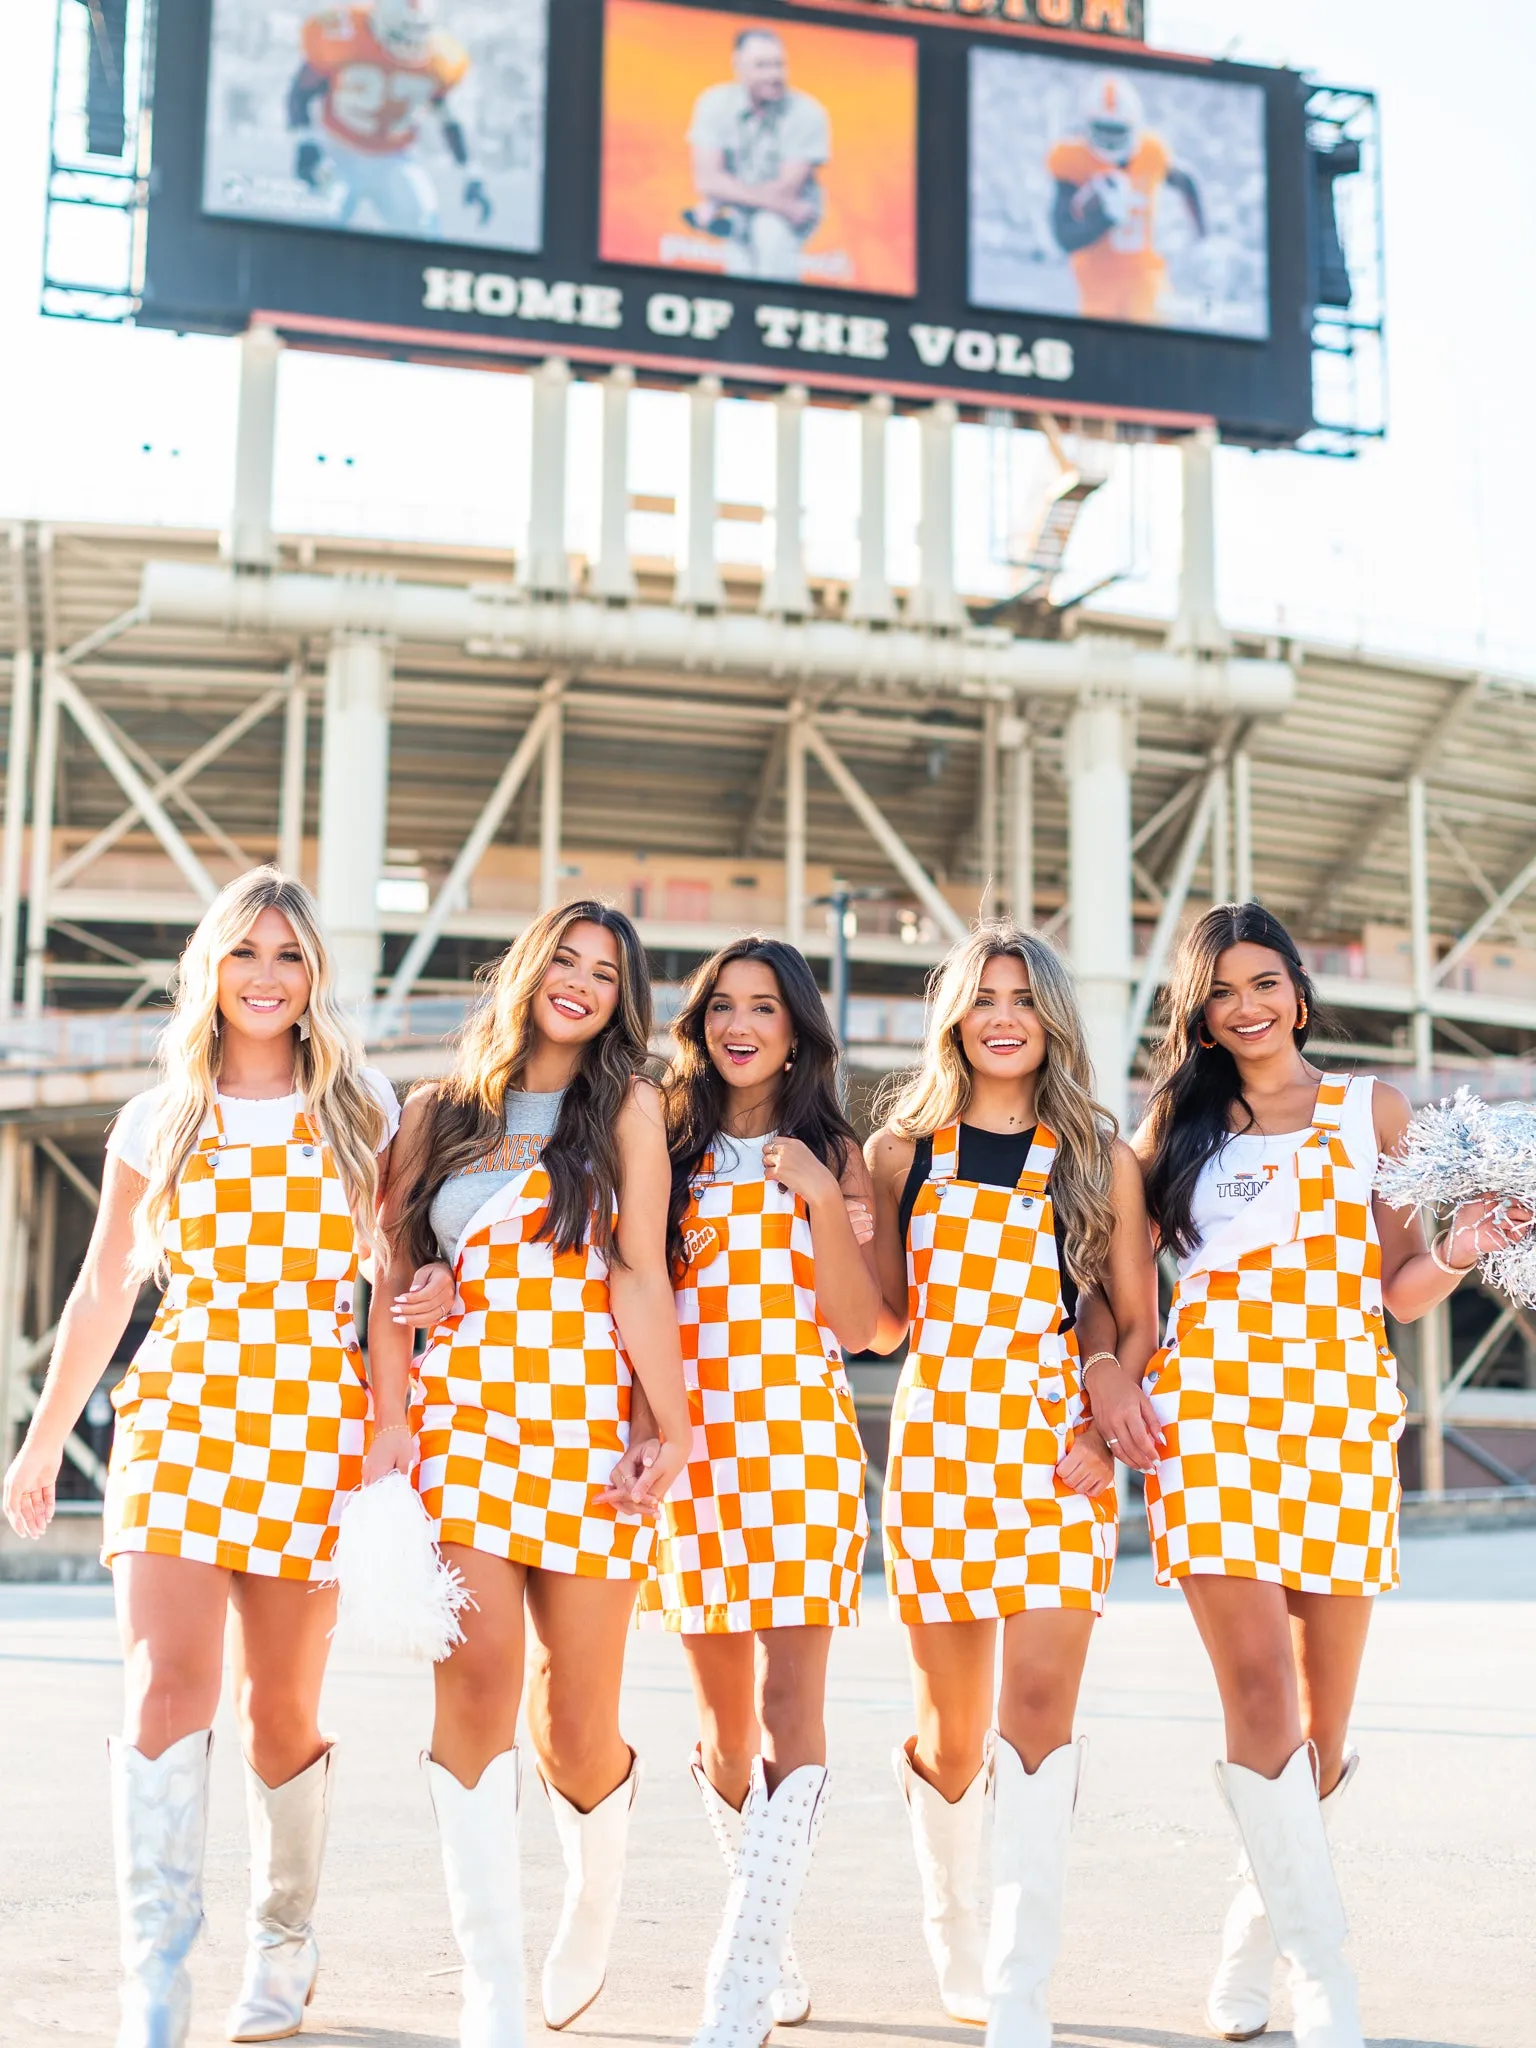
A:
1 1531 1532 2048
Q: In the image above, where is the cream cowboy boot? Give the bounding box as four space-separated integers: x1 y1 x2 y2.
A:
893 1739 989 2025
691 1746 812 2025
110 1727 214 2048
424 1749 525 2048
1206 1752 1359 2041
692 1759 829 2048
540 1754 641 2029
983 1737 1083 2048
1214 1746 1364 2048
226 1745 334 2041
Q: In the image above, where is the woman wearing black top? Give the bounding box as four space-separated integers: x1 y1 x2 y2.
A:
866 924 1158 2048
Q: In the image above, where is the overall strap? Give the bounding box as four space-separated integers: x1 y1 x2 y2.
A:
202 1100 227 1149
1018 1121 1058 1202
1310 1074 1350 1136
292 1106 319 1147
929 1123 960 1186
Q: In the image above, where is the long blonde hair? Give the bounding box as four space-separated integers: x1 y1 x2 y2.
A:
130 866 385 1280
396 900 654 1269
879 922 1119 1288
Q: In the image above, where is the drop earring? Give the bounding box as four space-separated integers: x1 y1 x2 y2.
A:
298 1011 312 1042
784 1042 797 1071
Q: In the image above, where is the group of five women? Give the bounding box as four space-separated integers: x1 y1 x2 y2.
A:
5 866 1519 2048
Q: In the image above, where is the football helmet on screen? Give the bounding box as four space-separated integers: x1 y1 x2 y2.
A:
1084 74 1145 165
373 0 433 60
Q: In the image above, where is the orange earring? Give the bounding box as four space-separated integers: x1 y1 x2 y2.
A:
1197 1028 1217 1050
1296 998 1309 1031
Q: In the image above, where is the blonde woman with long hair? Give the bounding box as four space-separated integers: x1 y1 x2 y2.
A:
865 923 1158 2048
367 900 691 2048
1 867 451 2048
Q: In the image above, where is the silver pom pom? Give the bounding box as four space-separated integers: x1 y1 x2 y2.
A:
1375 1089 1536 1305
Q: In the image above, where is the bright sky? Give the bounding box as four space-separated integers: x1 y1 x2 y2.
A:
3 0 1533 677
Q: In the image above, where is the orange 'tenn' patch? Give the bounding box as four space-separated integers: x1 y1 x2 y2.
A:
683 1221 725 1272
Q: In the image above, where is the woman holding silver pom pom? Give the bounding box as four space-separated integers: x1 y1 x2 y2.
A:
1101 902 1528 2048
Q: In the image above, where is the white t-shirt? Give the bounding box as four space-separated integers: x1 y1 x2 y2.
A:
107 1067 401 1178
709 1131 772 1184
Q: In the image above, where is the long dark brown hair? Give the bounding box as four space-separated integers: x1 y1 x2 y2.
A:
664 936 857 1277
398 900 653 1268
1142 902 1321 1257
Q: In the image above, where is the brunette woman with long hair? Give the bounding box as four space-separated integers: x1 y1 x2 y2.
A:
615 935 878 2048
368 901 691 2047
2 866 451 2047
865 923 1157 2048
1132 903 1525 2048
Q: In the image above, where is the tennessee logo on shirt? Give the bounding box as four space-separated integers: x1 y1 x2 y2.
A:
681 1221 724 1272
1215 1162 1282 1203
460 1130 547 1177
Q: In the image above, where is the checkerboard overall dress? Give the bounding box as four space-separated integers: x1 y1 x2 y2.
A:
1143 1075 1406 1594
641 1146 868 1632
104 1105 367 1578
413 1166 652 1577
882 1121 1117 1624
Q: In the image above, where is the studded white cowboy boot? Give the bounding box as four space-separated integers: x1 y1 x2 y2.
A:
1206 1752 1360 2041
110 1727 214 2048
983 1737 1083 2048
691 1746 811 2025
540 1754 641 2029
1214 1746 1364 2048
893 1738 989 2025
424 1748 525 2048
226 1744 334 2042
692 1758 829 2048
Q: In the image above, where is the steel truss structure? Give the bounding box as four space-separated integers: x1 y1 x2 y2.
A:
3 348 1535 1512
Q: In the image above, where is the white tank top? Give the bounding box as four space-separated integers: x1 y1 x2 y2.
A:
1179 1077 1380 1279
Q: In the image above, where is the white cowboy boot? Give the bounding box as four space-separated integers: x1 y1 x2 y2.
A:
424 1748 525 2048
693 1758 828 2048
1214 1746 1364 2048
226 1744 334 2042
893 1739 989 2025
691 1746 811 2025
1206 1753 1359 2041
983 1737 1083 2048
110 1727 213 2048
540 1754 641 2029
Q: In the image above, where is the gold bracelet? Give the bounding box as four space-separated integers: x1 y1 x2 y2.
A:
1080 1351 1120 1382
372 1421 411 1439
1429 1228 1476 1278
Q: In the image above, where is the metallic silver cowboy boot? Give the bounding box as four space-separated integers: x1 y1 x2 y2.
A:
226 1744 334 2041
110 1727 214 2048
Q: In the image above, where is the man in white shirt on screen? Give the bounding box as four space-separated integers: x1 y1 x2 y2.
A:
685 28 829 282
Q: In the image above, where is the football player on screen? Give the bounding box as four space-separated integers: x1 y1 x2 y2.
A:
287 0 491 237
1048 74 1204 324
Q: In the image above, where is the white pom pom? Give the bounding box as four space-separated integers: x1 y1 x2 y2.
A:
329 1473 472 1663
1375 1089 1536 1306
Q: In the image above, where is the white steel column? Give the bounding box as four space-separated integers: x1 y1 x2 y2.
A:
1067 695 1135 1123
1232 747 1253 903
0 649 33 1019
1211 766 1231 905
527 358 572 596
978 700 999 915
1168 426 1229 656
23 658 59 1019
677 376 724 609
1407 769 1446 1496
278 662 307 878
317 635 392 1006
849 393 894 624
763 385 810 616
1000 712 1033 928
912 401 962 628
539 687 564 912
228 326 282 571
591 364 636 601
784 701 807 947
0 1127 22 1472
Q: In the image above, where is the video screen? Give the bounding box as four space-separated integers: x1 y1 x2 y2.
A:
969 48 1269 339
202 0 549 254
600 0 917 297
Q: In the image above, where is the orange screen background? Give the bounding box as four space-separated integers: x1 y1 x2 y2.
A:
600 0 918 297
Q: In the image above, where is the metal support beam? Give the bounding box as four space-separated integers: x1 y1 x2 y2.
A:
279 665 308 878
677 376 724 609
978 700 1000 914
591 364 636 602
539 686 564 913
0 650 33 1020
912 401 963 629
1001 713 1034 928
1418 1303 1448 1497
23 660 59 1018
318 634 392 1006
763 385 810 617
741 727 787 859
784 702 807 948
379 686 563 1029
38 1135 100 1212
51 667 219 905
0 1127 21 1470
228 326 282 571
1433 844 1536 986
849 393 894 624
1068 695 1135 1123
1211 762 1231 905
1125 767 1220 1066
1232 747 1253 903
1167 426 1230 656
1407 774 1434 1084
526 357 571 596
801 719 967 945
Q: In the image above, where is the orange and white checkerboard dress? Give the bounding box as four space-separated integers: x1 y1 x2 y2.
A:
1144 1075 1406 1595
883 1121 1116 1624
104 1105 367 1579
641 1144 868 1633
413 1167 652 1578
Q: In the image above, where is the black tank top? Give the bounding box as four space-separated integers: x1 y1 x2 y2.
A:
897 1124 1078 1330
